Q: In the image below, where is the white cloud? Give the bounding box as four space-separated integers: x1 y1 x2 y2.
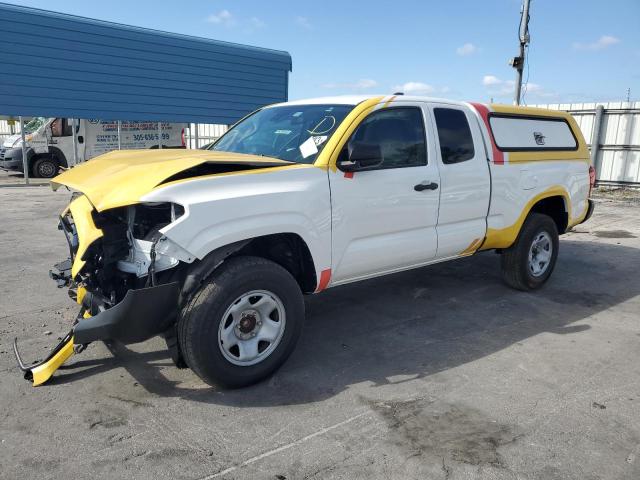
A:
482 75 503 87
206 10 235 27
295 16 312 29
573 35 620 51
522 82 557 99
322 79 378 90
206 10 265 31
249 17 266 29
482 75 557 100
483 75 516 95
456 43 478 56
392 82 436 95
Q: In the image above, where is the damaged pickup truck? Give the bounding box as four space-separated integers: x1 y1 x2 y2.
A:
15 95 595 387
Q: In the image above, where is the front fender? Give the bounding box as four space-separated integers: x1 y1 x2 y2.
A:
140 164 332 284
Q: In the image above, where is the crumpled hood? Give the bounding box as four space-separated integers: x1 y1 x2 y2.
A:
51 149 292 211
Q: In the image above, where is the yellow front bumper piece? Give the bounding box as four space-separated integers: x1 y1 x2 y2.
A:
14 330 75 387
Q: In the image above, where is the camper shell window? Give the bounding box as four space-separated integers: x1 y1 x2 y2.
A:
489 114 578 152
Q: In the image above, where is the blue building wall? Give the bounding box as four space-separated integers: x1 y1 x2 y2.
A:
0 3 291 124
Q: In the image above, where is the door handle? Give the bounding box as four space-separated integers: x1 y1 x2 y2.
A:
414 182 438 191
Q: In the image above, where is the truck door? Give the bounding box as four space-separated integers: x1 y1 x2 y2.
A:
427 104 491 258
329 103 441 284
48 118 84 166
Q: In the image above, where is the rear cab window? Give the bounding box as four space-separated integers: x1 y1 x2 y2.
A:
433 108 475 164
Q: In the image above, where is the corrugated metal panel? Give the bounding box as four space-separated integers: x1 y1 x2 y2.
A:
0 119 15 142
0 3 291 124
532 102 640 185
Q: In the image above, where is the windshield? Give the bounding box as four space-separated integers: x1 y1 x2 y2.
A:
210 104 354 163
24 117 46 133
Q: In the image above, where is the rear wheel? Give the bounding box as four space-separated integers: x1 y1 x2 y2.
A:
178 256 304 388
501 213 559 291
32 156 59 178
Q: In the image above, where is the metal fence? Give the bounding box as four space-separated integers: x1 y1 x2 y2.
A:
185 123 228 149
532 102 640 186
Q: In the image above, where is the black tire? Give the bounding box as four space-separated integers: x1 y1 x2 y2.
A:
178 256 304 388
32 157 59 178
501 213 559 291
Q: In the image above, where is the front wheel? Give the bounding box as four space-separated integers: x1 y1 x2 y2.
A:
178 256 304 388
501 213 559 291
31 157 59 178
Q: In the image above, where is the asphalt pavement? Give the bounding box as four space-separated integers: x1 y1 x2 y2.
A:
1 180 639 480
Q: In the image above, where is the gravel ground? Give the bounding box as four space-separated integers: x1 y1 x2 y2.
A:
592 186 640 206
0 180 639 480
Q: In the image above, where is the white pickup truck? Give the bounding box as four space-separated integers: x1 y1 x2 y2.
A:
15 95 595 387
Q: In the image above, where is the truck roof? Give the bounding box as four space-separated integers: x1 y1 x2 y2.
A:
270 95 574 120
272 95 468 107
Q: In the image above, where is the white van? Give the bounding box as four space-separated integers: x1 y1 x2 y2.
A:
0 118 187 178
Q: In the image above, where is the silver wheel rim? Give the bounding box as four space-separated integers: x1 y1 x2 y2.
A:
217 289 286 366
528 231 553 277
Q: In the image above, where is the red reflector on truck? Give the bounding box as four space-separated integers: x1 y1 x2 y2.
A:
315 269 331 292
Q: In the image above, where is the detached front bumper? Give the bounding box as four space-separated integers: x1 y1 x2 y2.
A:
14 279 179 386
74 282 179 345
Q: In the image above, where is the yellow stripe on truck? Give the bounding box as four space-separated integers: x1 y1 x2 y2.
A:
383 95 397 108
481 186 571 250
314 96 384 170
459 238 481 256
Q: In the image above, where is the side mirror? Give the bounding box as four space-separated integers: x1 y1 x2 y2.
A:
77 136 84 144
336 142 383 172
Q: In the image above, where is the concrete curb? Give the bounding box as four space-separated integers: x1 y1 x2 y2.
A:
0 182 49 188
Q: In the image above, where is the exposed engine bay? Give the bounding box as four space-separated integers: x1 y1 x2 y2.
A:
59 201 185 304
15 198 189 386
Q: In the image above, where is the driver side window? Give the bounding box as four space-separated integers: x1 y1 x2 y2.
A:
51 118 73 137
347 107 427 169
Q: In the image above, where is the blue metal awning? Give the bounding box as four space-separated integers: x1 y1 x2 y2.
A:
0 3 291 124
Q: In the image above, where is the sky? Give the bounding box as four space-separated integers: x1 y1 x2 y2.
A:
10 0 640 104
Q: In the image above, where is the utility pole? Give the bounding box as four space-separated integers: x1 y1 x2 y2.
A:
19 116 29 185
510 0 531 105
